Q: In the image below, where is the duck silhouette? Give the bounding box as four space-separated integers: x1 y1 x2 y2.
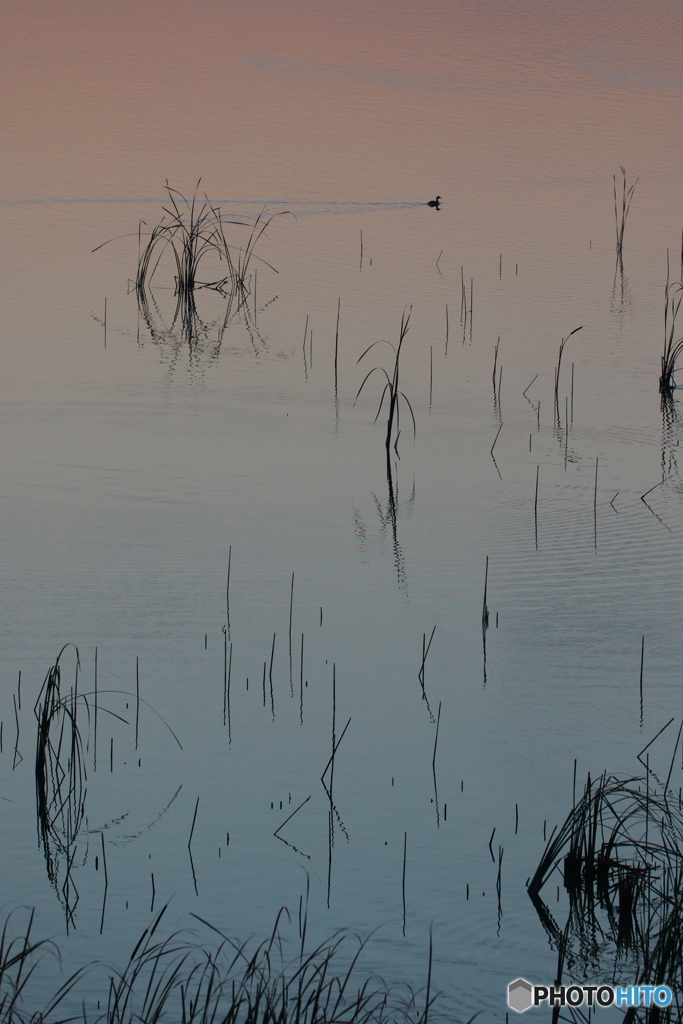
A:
427 196 441 209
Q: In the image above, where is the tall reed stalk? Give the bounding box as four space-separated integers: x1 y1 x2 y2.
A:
614 166 638 267
660 249 683 392
355 308 416 455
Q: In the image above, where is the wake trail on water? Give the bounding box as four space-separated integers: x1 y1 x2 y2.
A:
0 197 427 216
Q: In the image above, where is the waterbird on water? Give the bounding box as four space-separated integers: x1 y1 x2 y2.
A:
427 196 441 209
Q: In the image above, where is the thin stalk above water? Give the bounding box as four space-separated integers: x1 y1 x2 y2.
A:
614 165 639 267
355 307 416 455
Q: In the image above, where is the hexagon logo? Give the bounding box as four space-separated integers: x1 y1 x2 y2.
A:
508 978 533 1013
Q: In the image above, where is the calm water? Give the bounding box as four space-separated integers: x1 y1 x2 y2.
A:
3 1 683 1019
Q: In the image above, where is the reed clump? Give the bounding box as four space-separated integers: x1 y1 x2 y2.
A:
355 308 416 455
93 182 280 354
529 771 683 1021
614 166 638 267
33 646 183 928
0 904 446 1024
660 273 683 393
34 645 87 925
136 184 280 331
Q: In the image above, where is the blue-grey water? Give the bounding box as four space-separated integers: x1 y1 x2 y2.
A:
2 1 683 1020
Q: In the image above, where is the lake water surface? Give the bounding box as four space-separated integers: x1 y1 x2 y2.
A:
3 2 683 1020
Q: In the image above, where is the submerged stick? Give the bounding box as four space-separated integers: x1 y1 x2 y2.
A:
641 475 673 501
639 636 645 721
269 633 276 720
274 794 311 839
288 572 294 697
135 657 140 751
534 465 539 550
636 714 674 765
522 374 538 399
418 626 437 720
432 702 442 829
226 545 232 641
469 278 473 340
327 665 336 908
300 633 304 726
402 831 407 935
432 701 441 771
594 456 599 551
100 830 108 886
302 315 309 379
482 557 489 629
99 831 108 934
645 752 650 844
225 641 233 742
273 794 312 859
223 626 228 725
12 693 21 770
188 796 200 895
424 925 434 1024
94 647 98 772
496 846 504 931
664 717 683 793
492 338 500 390
334 298 340 403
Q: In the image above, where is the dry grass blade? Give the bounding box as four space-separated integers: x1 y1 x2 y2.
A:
0 907 88 1022
0 901 447 1023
